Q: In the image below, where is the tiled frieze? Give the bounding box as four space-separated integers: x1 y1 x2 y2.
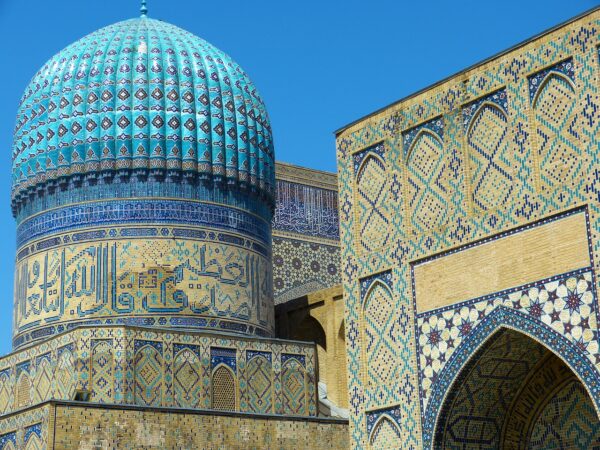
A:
336 10 600 449
0 326 317 418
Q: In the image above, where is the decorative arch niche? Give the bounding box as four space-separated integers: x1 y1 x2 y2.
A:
531 69 582 207
355 150 389 253
406 129 449 233
465 101 513 214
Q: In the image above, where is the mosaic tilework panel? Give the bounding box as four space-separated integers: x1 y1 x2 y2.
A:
360 271 402 408
0 325 317 418
272 237 340 305
0 405 51 450
52 403 348 449
13 226 273 348
336 10 600 449
436 329 547 449
354 143 391 254
245 351 273 413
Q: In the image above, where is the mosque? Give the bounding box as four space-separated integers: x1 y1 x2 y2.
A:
1 2 599 449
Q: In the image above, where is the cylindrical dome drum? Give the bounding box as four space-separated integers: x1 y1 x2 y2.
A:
12 18 275 349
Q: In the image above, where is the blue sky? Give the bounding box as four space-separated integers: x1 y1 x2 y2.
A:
0 0 595 354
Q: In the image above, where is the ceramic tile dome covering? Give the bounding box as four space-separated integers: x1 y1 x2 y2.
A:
12 17 275 216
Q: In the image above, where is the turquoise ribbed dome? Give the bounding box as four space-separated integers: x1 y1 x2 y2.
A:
12 18 274 215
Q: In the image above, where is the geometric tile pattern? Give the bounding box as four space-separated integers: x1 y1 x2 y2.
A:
528 378 600 449
55 345 75 401
134 340 163 407
354 143 390 253
417 268 597 416
435 328 600 449
246 352 273 413
530 59 584 211
173 344 202 409
370 416 401 450
361 271 398 407
272 236 340 305
271 163 341 304
366 405 402 443
0 325 318 417
23 424 42 450
405 118 450 234
282 356 307 415
436 329 547 449
336 10 600 449
91 340 113 403
0 405 50 449
463 90 513 215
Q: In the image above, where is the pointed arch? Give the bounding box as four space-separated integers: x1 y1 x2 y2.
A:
211 363 236 411
370 415 402 449
55 347 76 400
356 153 386 185
465 101 512 213
16 372 31 408
33 355 52 403
425 306 600 449
355 152 389 253
531 71 576 108
406 128 443 163
0 371 14 414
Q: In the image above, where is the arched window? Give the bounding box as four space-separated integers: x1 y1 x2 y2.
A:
16 372 31 408
211 365 236 411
